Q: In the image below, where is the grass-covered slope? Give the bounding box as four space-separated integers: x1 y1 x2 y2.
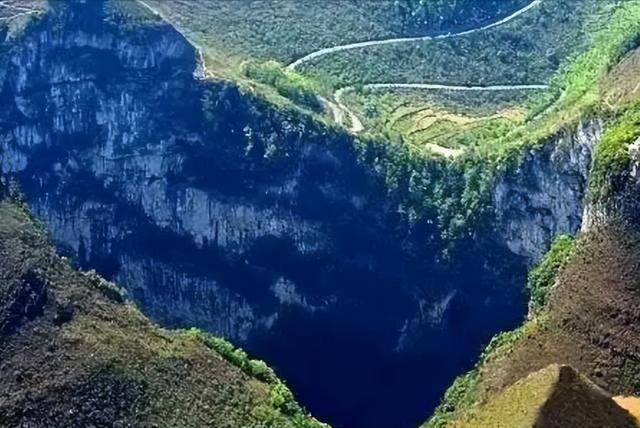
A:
0 198 325 428
449 365 637 428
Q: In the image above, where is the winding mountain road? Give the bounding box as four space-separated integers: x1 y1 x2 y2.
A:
136 0 549 149
288 0 542 70
288 0 547 138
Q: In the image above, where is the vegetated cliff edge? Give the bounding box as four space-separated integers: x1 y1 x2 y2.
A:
0 1 603 427
488 111 640 396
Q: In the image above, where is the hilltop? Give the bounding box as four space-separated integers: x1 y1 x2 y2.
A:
141 0 639 157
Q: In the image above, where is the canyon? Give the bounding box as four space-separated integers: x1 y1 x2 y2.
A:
0 2 603 427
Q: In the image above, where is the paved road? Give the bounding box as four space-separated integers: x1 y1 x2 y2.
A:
288 0 543 70
287 0 547 142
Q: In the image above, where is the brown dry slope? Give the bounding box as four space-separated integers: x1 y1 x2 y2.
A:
0 198 325 428
474 222 640 411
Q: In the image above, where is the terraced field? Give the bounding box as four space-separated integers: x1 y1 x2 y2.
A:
138 0 640 159
337 84 547 156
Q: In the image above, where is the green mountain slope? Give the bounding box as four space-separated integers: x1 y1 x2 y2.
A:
139 0 527 69
2 1 640 427
0 196 325 428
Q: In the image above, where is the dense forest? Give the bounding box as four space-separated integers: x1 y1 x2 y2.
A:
393 0 529 33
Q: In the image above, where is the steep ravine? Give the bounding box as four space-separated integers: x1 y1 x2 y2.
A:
0 2 600 428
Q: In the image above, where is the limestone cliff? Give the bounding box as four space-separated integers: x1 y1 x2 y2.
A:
493 120 601 261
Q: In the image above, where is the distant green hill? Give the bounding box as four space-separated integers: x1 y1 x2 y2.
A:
141 0 524 67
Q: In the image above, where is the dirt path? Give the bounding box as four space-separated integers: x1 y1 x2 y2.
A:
425 144 463 158
334 88 365 133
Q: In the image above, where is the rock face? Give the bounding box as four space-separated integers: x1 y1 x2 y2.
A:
0 2 599 428
0 1 341 339
493 120 601 261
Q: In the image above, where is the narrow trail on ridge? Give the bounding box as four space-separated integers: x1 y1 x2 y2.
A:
288 0 548 140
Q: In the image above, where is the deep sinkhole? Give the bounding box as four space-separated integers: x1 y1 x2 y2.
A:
2 1 555 427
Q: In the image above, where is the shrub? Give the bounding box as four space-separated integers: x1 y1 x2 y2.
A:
528 234 576 313
183 328 328 427
589 104 640 201
241 60 323 111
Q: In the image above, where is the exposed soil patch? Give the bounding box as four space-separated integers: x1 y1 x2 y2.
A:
602 47 640 107
452 365 637 428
